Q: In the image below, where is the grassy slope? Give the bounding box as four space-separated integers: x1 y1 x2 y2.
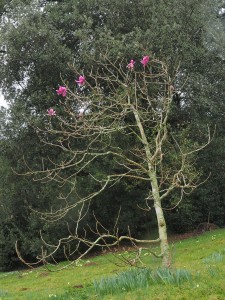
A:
0 228 225 300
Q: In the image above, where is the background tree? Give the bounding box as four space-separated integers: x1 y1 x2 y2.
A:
0 0 225 270
0 106 75 270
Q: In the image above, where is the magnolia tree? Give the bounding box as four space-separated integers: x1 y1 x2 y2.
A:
19 55 210 269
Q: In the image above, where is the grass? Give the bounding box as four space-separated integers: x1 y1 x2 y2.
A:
0 228 225 299
93 267 192 297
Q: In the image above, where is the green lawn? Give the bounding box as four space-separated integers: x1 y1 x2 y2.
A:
0 228 225 299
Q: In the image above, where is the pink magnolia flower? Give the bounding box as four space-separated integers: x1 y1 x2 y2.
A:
127 59 135 69
47 108 56 116
75 75 85 86
56 86 67 97
140 55 150 67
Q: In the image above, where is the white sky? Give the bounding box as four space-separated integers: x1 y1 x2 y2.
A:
0 91 8 108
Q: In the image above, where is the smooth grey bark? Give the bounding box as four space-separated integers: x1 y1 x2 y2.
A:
132 105 171 267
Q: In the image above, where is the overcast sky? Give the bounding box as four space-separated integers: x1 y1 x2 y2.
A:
0 91 8 108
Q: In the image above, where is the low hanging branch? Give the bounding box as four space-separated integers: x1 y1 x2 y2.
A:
16 211 162 271
17 54 211 269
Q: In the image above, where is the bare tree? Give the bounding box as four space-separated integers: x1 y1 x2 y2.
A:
19 56 211 268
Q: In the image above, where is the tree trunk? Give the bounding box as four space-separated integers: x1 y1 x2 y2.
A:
132 106 171 267
151 173 171 268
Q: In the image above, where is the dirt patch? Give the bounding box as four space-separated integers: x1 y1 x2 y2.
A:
169 224 220 243
84 261 98 267
38 272 50 277
169 232 198 242
73 284 83 289
19 288 29 291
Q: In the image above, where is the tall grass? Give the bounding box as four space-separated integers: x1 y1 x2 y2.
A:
203 248 225 278
203 249 225 264
0 289 8 297
94 267 192 297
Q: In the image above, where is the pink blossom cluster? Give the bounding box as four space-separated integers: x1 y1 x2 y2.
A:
127 55 150 69
47 108 56 116
56 86 67 97
75 75 85 86
47 57 150 117
47 75 86 116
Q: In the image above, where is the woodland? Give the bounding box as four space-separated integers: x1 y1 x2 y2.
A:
0 0 225 272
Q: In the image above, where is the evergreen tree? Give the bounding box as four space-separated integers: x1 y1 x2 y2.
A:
0 0 225 269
